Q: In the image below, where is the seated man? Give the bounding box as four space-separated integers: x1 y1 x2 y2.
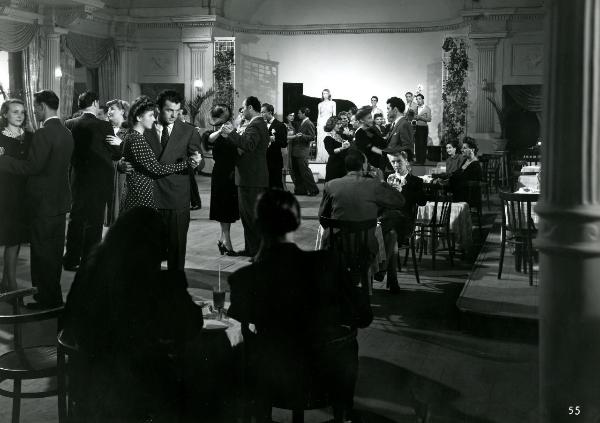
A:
380 151 427 293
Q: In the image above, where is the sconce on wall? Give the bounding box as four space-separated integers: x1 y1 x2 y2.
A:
481 78 494 92
193 79 204 90
54 67 63 78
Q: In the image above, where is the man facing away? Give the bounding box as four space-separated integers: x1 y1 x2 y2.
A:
220 96 270 258
143 90 202 270
289 107 319 196
0 90 74 309
261 103 288 190
63 91 119 271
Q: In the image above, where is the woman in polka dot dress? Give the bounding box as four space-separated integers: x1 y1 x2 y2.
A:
119 96 200 213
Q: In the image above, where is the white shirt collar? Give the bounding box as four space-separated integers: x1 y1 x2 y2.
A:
43 116 60 125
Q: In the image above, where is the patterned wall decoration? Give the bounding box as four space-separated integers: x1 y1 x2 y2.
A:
140 48 179 77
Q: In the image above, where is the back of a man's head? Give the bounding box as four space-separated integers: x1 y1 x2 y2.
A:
78 91 98 110
34 90 60 111
345 150 365 173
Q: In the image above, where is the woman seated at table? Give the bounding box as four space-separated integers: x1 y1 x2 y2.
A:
432 139 465 184
449 137 483 202
228 189 371 423
63 207 205 423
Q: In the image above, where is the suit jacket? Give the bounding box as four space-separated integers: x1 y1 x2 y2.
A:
386 117 414 152
144 119 202 209
65 112 119 203
415 105 432 127
290 118 316 158
0 118 74 217
319 172 405 221
266 118 287 168
227 115 269 188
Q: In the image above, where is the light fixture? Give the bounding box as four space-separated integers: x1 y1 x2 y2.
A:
193 79 203 89
54 66 63 78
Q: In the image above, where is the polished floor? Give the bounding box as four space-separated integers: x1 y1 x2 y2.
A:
0 176 538 422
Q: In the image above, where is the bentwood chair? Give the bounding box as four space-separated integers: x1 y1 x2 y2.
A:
498 191 539 286
57 329 80 423
415 191 455 270
0 288 63 423
465 180 485 242
319 217 378 290
396 205 421 284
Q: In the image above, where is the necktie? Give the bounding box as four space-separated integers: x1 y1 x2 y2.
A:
160 125 169 150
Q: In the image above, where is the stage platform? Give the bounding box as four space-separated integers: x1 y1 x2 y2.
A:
456 220 539 321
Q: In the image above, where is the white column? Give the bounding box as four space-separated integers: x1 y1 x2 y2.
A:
188 42 210 100
472 37 499 133
538 0 600 421
43 32 61 95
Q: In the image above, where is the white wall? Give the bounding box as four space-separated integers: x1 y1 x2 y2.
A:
236 31 448 143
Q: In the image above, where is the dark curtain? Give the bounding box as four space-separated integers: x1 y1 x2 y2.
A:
504 85 542 125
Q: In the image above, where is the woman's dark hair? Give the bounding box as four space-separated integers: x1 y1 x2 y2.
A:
462 136 478 153
0 98 29 130
446 139 460 150
324 116 339 132
256 189 301 238
128 95 156 128
373 113 383 120
355 106 372 121
209 103 232 125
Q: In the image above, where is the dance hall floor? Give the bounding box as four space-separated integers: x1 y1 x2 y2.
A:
0 177 540 423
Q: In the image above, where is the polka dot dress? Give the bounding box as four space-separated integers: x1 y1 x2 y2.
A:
121 130 188 213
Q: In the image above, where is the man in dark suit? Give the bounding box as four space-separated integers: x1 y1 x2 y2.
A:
63 91 119 270
142 90 202 270
380 150 427 292
0 90 74 308
289 107 319 196
220 96 269 257
261 103 288 190
385 96 414 162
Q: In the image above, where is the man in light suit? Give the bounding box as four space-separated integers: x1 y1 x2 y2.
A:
289 107 319 196
261 103 288 190
405 92 418 114
221 96 269 257
0 90 74 309
63 91 120 271
385 97 414 163
143 90 202 270
414 93 432 164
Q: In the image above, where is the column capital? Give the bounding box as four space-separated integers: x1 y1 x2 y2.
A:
470 35 503 49
187 42 211 52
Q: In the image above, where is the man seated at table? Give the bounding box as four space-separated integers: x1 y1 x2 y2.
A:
318 150 405 257
379 150 427 293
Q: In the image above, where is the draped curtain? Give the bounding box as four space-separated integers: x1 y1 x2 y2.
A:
60 36 75 119
504 85 543 125
0 22 38 52
65 32 114 69
98 49 119 102
22 33 42 129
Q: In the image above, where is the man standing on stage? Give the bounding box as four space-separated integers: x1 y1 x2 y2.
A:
413 93 431 164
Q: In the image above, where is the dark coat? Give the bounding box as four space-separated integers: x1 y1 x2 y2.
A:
0 118 74 217
386 117 414 152
290 118 316 158
401 173 427 213
266 118 288 168
65 113 120 202
144 119 202 209
227 115 269 188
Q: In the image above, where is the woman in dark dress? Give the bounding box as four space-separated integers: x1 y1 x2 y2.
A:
120 96 200 213
450 137 483 202
0 99 32 293
352 106 387 175
323 116 351 181
204 104 239 256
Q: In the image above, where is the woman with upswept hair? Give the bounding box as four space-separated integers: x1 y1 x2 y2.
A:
0 98 33 293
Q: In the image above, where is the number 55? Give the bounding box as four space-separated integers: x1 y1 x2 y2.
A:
569 406 581 415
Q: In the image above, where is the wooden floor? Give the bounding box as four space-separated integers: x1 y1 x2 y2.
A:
456 220 539 321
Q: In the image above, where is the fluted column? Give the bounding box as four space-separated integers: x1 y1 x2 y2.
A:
472 37 499 133
43 31 61 94
538 0 600 421
188 42 211 99
114 42 137 101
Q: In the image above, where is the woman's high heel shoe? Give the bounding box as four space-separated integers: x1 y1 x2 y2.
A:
217 240 226 255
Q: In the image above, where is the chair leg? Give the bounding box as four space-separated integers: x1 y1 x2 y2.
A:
527 237 535 286
57 350 67 423
418 228 425 262
478 208 484 242
498 230 506 279
411 237 421 284
448 231 455 267
12 378 21 423
404 245 409 266
292 409 304 423
431 227 437 270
